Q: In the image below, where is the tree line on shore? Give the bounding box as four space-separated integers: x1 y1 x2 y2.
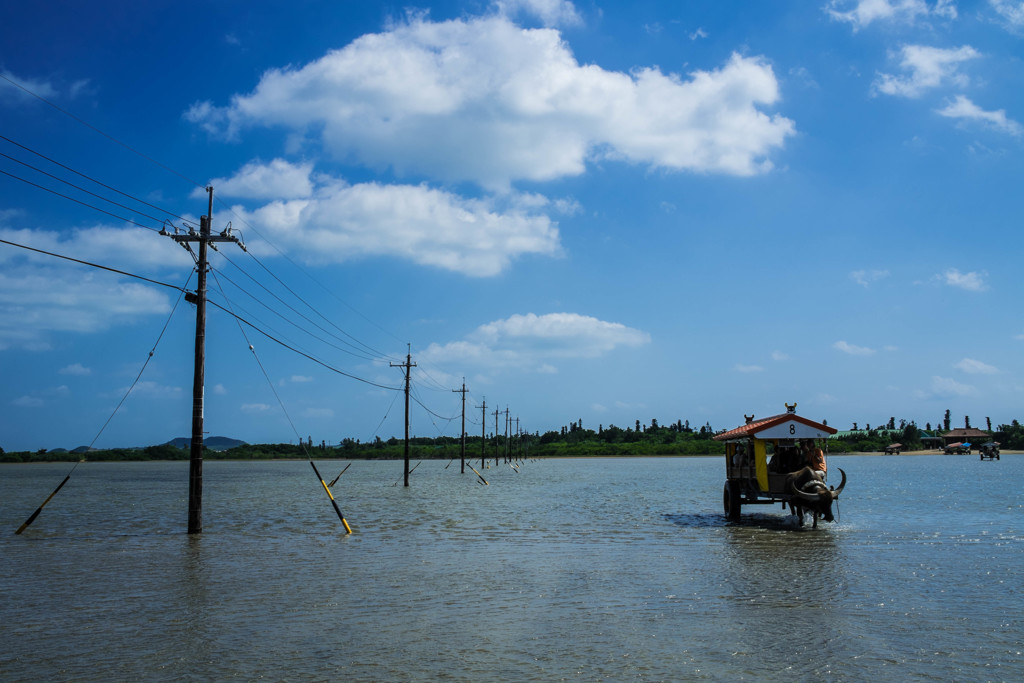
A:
4 414 1022 463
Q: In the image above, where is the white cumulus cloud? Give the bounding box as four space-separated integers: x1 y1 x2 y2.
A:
185 15 794 188
734 363 764 373
873 45 979 98
990 0 1024 32
0 264 173 351
826 0 957 30
937 95 1023 136
914 375 977 399
938 267 988 291
420 312 650 374
954 358 998 374
851 269 890 287
834 340 876 355
234 176 562 277
199 159 315 200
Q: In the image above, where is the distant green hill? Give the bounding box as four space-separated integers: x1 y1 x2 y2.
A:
164 436 247 451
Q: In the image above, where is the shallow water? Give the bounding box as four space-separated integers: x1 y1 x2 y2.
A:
1 455 1021 681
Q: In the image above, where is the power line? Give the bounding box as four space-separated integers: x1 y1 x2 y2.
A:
213 253 383 362
0 150 176 227
0 237 183 290
0 72 205 189
0 133 196 227
209 264 381 364
0 168 161 232
206 299 400 391
243 250 397 362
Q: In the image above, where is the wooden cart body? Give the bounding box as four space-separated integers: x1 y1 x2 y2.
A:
716 404 838 520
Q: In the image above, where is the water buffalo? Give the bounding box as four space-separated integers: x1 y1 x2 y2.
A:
786 467 847 528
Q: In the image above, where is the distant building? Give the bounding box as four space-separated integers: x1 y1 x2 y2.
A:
941 428 990 446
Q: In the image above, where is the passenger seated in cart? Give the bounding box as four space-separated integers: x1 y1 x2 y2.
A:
768 445 800 472
803 440 827 481
732 445 749 466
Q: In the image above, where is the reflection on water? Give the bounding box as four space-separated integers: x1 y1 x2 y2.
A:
1 456 1022 681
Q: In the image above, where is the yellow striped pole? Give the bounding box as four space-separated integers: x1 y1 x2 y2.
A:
310 461 352 533
466 463 489 485
15 475 70 535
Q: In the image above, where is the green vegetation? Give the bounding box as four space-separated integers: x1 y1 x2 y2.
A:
1 419 726 462
5 415 1022 463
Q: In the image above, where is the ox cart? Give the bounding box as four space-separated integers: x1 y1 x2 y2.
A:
979 442 1000 460
715 403 847 527
944 442 971 455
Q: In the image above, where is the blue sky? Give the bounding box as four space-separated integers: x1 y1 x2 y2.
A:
2 0 1023 451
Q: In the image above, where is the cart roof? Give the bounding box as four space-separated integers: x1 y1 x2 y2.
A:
714 410 837 442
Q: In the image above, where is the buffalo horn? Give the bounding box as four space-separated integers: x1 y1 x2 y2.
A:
830 468 847 499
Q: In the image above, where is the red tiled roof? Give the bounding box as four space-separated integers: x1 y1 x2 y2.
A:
713 411 837 441
942 428 990 438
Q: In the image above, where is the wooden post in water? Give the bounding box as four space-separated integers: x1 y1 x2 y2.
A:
391 347 415 487
453 379 467 474
164 186 243 534
478 398 486 468
493 408 500 466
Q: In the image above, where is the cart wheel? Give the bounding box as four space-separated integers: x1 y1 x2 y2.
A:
723 481 741 521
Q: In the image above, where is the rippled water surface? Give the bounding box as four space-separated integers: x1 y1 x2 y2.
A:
2 455 1022 681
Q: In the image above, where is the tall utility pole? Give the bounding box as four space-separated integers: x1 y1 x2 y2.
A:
163 186 243 534
453 379 467 473
478 398 487 468
515 417 520 462
391 346 416 486
493 408 501 465
504 407 510 463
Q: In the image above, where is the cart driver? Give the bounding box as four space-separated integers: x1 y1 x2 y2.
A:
803 440 826 481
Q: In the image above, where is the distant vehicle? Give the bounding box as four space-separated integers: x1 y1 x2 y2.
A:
884 443 902 455
979 442 1000 461
716 403 846 528
943 442 970 455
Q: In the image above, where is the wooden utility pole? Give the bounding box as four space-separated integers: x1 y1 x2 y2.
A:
478 398 487 468
453 379 467 473
493 408 500 465
163 186 243 534
391 346 416 486
504 407 510 463
515 417 520 462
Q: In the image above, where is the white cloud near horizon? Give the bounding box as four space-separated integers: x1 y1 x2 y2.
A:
938 267 988 291
954 358 998 374
0 70 91 105
231 169 563 276
874 45 979 98
60 363 92 376
102 381 182 400
0 225 192 350
186 15 795 188
834 340 876 355
826 0 957 30
914 375 978 399
0 265 172 351
420 312 650 374
937 95 1023 136
734 363 764 373
851 269 890 287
